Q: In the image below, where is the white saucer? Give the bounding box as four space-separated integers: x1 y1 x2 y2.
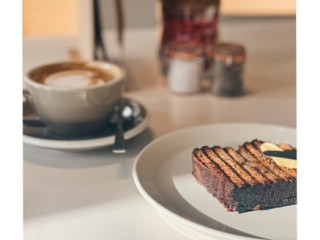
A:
133 123 296 240
23 98 149 151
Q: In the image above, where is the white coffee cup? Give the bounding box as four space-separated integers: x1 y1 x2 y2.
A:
24 61 125 136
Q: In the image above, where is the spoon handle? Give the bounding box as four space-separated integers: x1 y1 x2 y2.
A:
113 121 127 153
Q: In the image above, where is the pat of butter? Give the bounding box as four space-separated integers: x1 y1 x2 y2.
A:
260 142 297 169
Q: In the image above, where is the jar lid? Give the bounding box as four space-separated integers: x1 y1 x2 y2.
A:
168 41 204 59
211 43 245 63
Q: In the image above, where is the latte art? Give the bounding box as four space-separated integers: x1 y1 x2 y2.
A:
44 70 105 88
28 62 115 88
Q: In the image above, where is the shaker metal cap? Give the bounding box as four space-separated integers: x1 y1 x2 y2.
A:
211 43 245 63
168 41 204 59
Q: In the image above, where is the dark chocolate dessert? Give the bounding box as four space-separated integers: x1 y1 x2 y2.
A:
192 140 297 213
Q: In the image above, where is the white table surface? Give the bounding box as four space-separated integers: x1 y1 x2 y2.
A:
24 18 296 240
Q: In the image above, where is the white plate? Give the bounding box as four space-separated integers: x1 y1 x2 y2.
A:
133 123 296 240
158 211 220 240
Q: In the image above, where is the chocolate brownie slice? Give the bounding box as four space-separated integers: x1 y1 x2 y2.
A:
192 140 297 213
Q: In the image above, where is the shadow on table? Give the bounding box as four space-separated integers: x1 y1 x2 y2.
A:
154 160 262 240
23 128 154 169
24 129 155 220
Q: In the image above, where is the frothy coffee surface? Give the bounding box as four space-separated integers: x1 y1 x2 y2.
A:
29 62 114 88
44 70 105 88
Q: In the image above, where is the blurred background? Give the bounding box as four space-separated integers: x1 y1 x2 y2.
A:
23 0 295 36
23 0 296 94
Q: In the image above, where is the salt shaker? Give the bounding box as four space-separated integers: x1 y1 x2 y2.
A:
167 42 204 94
211 43 245 97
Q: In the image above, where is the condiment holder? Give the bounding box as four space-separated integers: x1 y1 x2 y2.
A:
210 43 246 97
167 42 204 94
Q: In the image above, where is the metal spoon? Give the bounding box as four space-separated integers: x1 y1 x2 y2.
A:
110 100 134 153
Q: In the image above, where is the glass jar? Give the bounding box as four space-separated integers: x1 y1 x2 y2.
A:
210 43 246 97
167 42 204 94
158 0 220 74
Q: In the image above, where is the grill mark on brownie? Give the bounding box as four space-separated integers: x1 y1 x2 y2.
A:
250 140 292 180
192 149 208 169
193 140 296 186
203 147 245 187
278 143 295 151
225 147 268 184
275 143 297 178
211 147 249 186
238 146 278 183
213 147 256 185
258 141 297 178
194 148 235 186
244 142 289 181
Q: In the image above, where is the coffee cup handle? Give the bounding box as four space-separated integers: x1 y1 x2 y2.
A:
23 89 33 104
23 89 46 127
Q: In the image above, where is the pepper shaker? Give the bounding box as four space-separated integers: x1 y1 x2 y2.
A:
211 43 246 97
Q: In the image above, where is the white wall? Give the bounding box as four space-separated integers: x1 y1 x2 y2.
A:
99 0 157 29
98 0 295 29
